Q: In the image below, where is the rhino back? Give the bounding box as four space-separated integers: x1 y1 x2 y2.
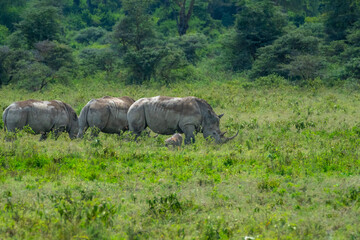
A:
141 96 202 135
86 97 134 133
5 100 69 133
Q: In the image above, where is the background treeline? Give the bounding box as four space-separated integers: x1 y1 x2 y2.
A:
0 0 360 91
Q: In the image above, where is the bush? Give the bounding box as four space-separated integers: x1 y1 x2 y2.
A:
17 6 62 46
13 61 52 91
222 0 287 71
345 57 360 79
34 40 74 71
155 44 189 84
0 47 32 86
169 33 207 64
253 74 288 88
75 27 107 44
123 46 166 84
78 47 118 75
251 23 324 80
0 25 9 45
280 55 325 80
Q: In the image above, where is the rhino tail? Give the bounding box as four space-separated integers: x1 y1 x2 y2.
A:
2 107 9 132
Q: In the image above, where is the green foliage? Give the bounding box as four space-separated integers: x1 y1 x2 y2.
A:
156 44 189 84
13 61 52 91
0 25 9 45
0 81 360 238
223 0 287 71
78 47 117 75
0 0 26 31
17 6 63 47
113 0 154 51
147 193 184 217
170 33 207 64
323 0 360 41
124 46 166 84
34 40 74 71
251 23 324 80
75 27 107 44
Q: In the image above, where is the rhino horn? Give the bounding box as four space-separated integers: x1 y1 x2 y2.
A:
222 130 239 143
218 113 224 119
220 131 227 137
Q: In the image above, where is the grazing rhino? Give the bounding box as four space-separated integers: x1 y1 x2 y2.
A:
127 96 238 144
165 133 183 148
77 96 135 138
3 99 79 140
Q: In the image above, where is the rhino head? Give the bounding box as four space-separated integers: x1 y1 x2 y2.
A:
202 111 238 144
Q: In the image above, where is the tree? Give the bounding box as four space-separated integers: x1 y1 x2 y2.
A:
323 0 360 40
251 23 324 80
171 0 196 36
0 0 26 31
222 0 287 71
208 0 237 27
113 0 154 51
17 6 62 46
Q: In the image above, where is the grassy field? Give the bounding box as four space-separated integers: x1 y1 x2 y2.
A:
0 75 359 239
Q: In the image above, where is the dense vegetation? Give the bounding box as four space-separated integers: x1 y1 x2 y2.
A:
1 79 360 239
0 0 360 89
1 0 360 239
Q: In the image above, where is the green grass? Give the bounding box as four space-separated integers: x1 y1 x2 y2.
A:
0 76 360 239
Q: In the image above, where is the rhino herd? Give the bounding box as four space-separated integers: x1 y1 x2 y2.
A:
2 96 238 146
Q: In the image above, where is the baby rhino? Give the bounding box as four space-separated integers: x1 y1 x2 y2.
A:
165 133 183 148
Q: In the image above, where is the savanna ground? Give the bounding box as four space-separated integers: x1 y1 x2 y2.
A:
0 74 359 239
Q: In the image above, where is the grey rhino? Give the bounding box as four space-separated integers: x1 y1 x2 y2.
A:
3 99 79 140
77 96 135 138
165 133 183 147
127 96 238 144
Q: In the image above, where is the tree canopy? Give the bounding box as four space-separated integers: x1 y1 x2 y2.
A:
0 0 359 89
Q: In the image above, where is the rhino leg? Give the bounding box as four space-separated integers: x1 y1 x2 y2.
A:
53 126 66 140
182 125 196 144
39 132 48 141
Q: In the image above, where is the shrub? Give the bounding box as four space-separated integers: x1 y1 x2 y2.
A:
169 33 207 64
13 61 52 91
0 25 9 44
78 47 118 75
251 23 324 80
254 74 288 88
34 40 74 71
75 27 107 44
222 0 287 71
17 6 62 46
123 46 166 84
280 55 325 80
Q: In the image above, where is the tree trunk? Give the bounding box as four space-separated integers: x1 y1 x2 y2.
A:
175 0 195 36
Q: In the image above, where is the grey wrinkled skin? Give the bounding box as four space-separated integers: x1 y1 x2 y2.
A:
127 96 238 144
77 96 135 138
3 99 79 140
165 133 183 147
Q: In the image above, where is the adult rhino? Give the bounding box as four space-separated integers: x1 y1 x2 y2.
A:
3 99 79 140
127 96 238 144
77 96 135 138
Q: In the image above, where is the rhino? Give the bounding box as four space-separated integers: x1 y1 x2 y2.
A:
3 99 79 140
77 96 135 138
127 96 238 144
165 133 183 148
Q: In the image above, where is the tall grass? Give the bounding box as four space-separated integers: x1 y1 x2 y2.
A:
0 75 359 239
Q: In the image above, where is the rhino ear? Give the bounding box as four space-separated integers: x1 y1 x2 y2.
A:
218 113 224 119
